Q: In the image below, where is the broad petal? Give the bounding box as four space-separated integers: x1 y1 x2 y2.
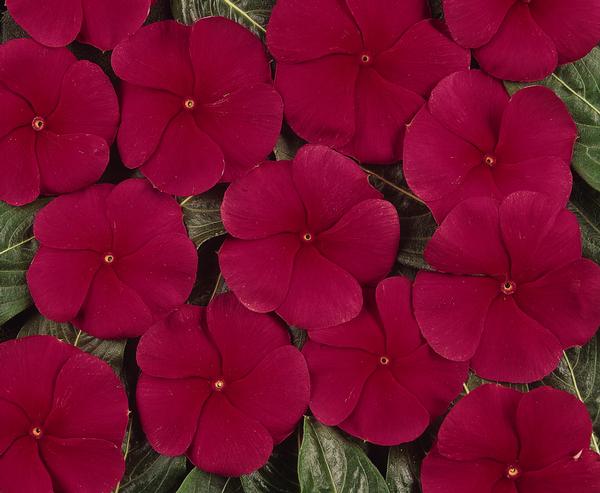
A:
0 437 53 493
302 341 378 425
137 305 221 379
36 132 109 195
190 393 273 476
140 111 224 196
137 374 210 456
40 436 124 493
292 145 381 232
339 369 430 445
219 235 300 313
112 20 194 96
437 384 521 463
266 0 362 63
516 387 592 471
519 455 600 493
413 272 499 362
0 87 32 140
472 297 563 383
227 346 309 443
318 199 399 284
277 246 363 329
376 20 471 97
516 259 600 347
0 127 39 206
195 85 283 182
221 161 305 240
275 55 358 148
47 60 119 144
207 292 291 381
474 3 557 82
341 67 424 164
5 0 81 47
0 400 30 455
27 247 101 322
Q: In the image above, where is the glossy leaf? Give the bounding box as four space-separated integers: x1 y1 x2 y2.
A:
181 188 226 249
386 444 422 493
397 213 436 271
570 176 600 264
176 468 242 493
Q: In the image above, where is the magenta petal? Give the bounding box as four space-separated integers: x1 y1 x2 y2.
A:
0 127 39 206
516 387 592 471
227 346 309 443
519 455 600 493
195 85 283 182
517 259 600 347
0 400 29 455
267 0 362 63
140 111 225 195
78 0 152 51
6 0 81 47
292 145 381 232
36 132 109 195
137 374 210 456
275 55 358 148
190 393 273 476
339 369 430 445
0 87 32 140
0 437 53 493
472 297 563 383
219 235 300 314
112 20 194 96
437 384 520 463
474 3 557 81
27 247 101 322
492 481 519 493
206 293 291 381
413 272 499 361
302 341 378 425
277 246 363 329
40 436 124 493
137 305 220 379
318 199 399 284
221 161 305 240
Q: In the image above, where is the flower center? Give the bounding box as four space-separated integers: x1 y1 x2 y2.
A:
103 253 115 264
213 379 225 391
501 280 516 295
183 98 196 110
379 356 390 366
32 116 45 131
360 52 372 65
30 426 43 439
483 154 496 167
506 465 521 479
302 232 313 242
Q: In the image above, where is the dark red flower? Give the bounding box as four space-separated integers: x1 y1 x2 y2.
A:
6 0 152 50
302 277 467 445
27 179 197 339
219 144 400 329
136 294 310 476
0 335 128 493
0 39 119 206
444 0 600 81
413 191 600 383
112 19 283 195
421 384 600 493
403 70 576 222
266 0 469 164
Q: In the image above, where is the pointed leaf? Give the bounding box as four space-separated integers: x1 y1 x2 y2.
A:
181 188 226 249
176 468 242 493
569 176 600 264
386 444 422 493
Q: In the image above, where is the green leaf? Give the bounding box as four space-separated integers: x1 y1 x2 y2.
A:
397 212 436 271
569 176 600 264
181 188 226 249
0 198 48 325
298 417 390 493
176 468 242 493
171 0 274 37
386 444 422 493
505 47 600 191
18 313 126 373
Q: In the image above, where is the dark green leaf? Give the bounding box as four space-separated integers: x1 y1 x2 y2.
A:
298 417 390 493
397 213 436 271
181 188 226 249
176 468 242 493
0 198 48 324
505 47 600 191
569 176 600 264
386 444 422 493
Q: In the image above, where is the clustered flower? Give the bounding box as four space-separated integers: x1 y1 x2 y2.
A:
1 0 600 488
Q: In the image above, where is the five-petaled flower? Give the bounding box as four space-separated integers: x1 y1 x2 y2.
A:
0 336 128 493
413 191 600 383
403 70 577 222
27 179 198 339
6 0 152 51
303 276 467 445
219 144 400 329
0 39 119 206
112 18 283 196
443 0 600 81
421 384 600 493
267 0 470 164
136 294 310 476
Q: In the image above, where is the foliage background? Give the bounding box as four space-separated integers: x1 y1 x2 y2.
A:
0 0 599 491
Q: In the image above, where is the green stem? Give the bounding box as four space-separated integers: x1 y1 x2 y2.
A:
360 167 426 205
73 330 82 348
179 196 193 206
0 236 35 256
221 0 266 32
462 382 470 394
